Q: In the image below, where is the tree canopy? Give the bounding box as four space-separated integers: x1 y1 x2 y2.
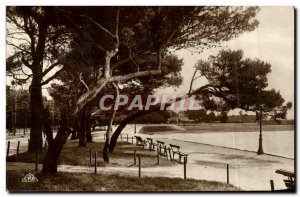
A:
193 49 292 120
6 6 267 172
54 7 260 112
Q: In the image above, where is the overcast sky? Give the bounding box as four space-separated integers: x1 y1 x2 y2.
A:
156 6 295 119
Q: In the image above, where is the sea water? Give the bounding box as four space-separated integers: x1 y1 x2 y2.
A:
161 131 294 159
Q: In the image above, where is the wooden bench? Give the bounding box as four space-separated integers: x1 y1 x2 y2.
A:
146 138 157 151
275 169 295 190
169 144 188 163
156 140 169 158
134 136 147 148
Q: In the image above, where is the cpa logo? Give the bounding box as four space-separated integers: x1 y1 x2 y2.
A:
22 173 38 182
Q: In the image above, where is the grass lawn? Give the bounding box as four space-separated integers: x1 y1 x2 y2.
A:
7 140 174 167
7 170 241 192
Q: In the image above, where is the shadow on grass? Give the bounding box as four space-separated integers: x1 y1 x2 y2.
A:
7 140 175 168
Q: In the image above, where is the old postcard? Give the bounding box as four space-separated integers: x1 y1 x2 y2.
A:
5 6 295 192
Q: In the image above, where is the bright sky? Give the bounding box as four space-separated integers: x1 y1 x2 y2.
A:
156 6 295 119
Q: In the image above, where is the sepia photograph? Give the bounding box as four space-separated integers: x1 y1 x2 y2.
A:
5 5 295 192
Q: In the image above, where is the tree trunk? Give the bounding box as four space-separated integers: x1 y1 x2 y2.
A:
71 119 78 140
42 134 70 174
42 110 71 174
103 82 119 163
109 111 148 153
109 93 196 153
28 79 44 152
28 21 48 153
77 107 92 145
42 141 59 174
78 110 86 147
103 129 111 163
85 108 92 142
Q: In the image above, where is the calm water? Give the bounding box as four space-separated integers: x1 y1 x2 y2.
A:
161 131 294 159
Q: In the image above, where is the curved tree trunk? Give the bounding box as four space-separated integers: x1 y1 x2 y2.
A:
103 82 119 163
109 111 151 153
109 94 192 152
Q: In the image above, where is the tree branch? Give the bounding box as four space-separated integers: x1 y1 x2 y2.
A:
123 42 140 72
42 62 61 77
75 48 163 114
81 15 116 39
109 69 162 82
188 68 199 94
110 51 154 72
41 67 64 86
108 82 119 132
7 41 30 54
76 17 176 114
60 9 108 53
20 65 32 77
79 72 90 92
21 56 32 69
7 70 31 82
75 78 109 114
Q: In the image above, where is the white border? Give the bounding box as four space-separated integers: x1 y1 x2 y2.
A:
1 1 298 197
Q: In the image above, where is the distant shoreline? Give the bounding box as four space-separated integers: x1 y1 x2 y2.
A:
140 123 294 134
180 124 294 132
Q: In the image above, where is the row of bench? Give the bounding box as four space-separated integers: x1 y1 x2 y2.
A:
133 136 295 190
134 136 188 163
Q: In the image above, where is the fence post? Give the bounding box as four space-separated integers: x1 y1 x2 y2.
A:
270 180 274 191
121 135 122 141
127 134 128 142
138 155 141 178
94 152 97 174
132 136 134 144
6 141 10 159
168 148 172 161
157 147 160 165
35 151 38 171
134 150 136 165
90 149 92 165
16 141 20 161
104 134 106 140
165 146 168 160
227 164 229 184
184 157 187 179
